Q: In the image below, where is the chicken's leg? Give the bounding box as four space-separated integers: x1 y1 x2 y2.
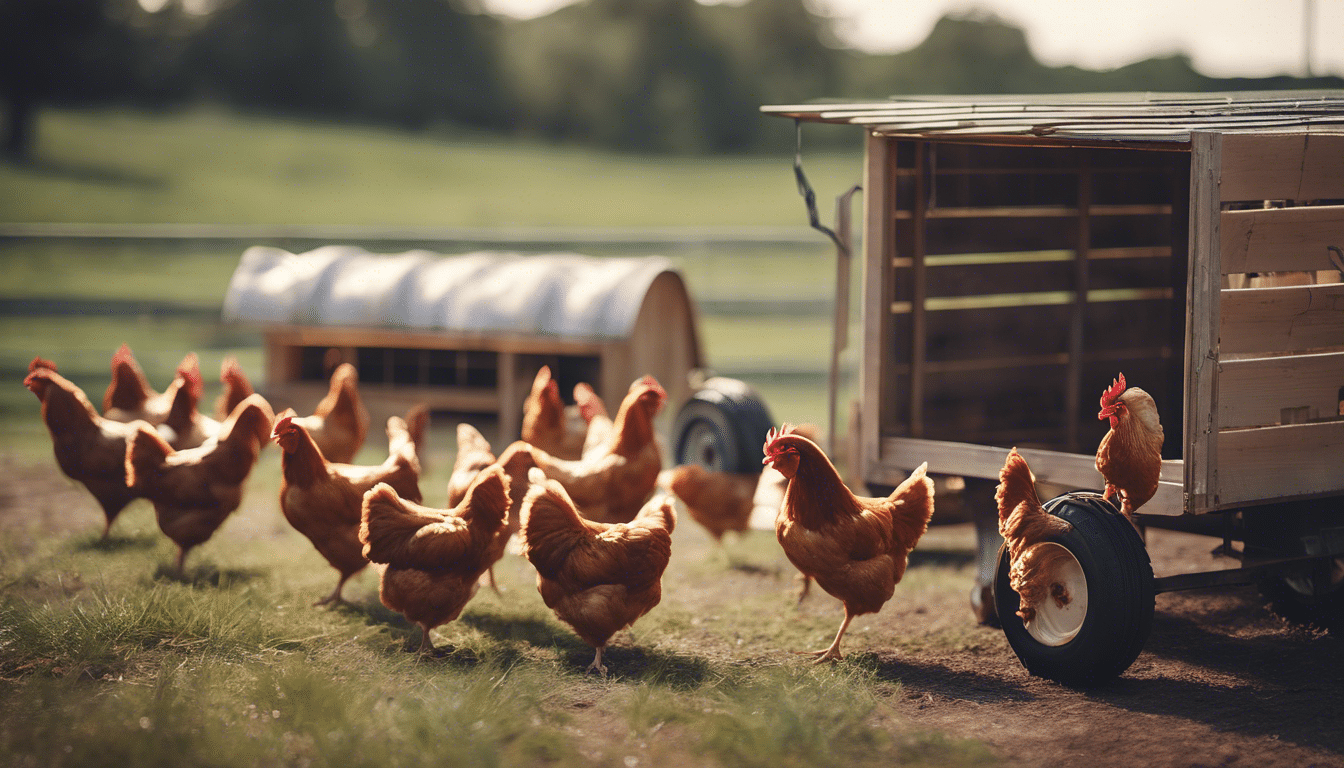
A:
172 547 188 580
480 566 504 595
797 611 854 663
416 627 434 657
313 575 350 607
795 573 812 604
585 645 608 677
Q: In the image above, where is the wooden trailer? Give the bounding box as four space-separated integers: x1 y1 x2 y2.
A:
764 91 1344 684
222 245 703 440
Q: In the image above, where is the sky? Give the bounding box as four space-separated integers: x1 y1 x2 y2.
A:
479 0 1344 80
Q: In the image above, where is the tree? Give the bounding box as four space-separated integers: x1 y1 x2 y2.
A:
0 0 107 159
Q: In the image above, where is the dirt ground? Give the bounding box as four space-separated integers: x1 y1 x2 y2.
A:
4 451 1342 768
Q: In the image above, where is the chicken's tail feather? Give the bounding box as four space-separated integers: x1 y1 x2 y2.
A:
888 462 935 551
995 448 1040 527
359 482 446 564
125 424 172 490
519 467 587 577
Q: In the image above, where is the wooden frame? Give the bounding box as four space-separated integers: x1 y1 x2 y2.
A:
857 126 1343 516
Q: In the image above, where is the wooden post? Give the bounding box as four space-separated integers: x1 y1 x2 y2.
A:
1184 132 1223 513
861 132 891 481
828 185 860 456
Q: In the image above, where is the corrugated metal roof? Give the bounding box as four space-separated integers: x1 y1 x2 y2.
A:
762 91 1344 142
222 245 683 340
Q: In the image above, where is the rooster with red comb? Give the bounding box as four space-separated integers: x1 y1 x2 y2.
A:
1094 373 1164 518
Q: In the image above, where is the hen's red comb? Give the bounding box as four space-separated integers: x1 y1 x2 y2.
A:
1100 373 1127 408
762 423 797 455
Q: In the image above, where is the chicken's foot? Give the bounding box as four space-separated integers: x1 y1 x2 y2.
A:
415 627 435 657
795 612 853 664
585 646 608 677
313 577 349 608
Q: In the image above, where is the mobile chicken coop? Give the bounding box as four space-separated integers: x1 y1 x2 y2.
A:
222 245 703 440
763 92 1344 685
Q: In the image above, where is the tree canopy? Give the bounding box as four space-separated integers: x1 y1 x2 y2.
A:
3 0 1340 159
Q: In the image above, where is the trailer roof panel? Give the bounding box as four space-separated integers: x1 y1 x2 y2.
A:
762 91 1344 142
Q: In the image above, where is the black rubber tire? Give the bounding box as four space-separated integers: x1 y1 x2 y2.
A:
671 377 774 474
993 492 1155 687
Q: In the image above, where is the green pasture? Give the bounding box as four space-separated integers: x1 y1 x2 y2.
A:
0 108 988 767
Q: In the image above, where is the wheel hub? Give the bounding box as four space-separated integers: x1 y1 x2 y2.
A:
1023 542 1089 647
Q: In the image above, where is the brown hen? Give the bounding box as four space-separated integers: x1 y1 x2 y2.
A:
995 448 1075 623
274 410 424 606
1095 373 1164 518
126 394 274 577
25 359 146 538
519 467 675 675
359 467 511 654
764 425 934 662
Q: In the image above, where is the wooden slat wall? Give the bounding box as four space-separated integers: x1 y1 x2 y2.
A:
1221 205 1344 274
1219 352 1344 428
1220 283 1344 354
1219 421 1344 502
1218 134 1344 202
1199 131 1344 510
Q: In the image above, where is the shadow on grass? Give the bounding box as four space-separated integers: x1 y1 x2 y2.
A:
862 653 1039 704
567 643 713 687
72 533 159 553
153 563 269 589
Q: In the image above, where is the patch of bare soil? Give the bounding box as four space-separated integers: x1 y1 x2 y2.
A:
5 453 1342 767
870 530 1344 768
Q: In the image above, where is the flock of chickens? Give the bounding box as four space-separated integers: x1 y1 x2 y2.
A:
24 344 1164 675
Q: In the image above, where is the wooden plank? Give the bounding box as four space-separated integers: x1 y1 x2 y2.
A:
874 436 1186 516
1184 132 1223 515
1219 351 1344 428
861 133 892 479
1219 134 1344 202
1218 420 1344 505
1067 166 1093 451
1220 205 1344 274
1220 283 1344 354
911 142 929 438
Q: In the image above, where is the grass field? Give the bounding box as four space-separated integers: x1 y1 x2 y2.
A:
0 108 990 767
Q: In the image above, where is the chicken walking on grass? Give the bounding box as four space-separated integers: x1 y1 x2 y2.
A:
274 410 424 607
519 467 675 676
764 424 935 663
25 358 148 539
359 467 511 656
125 393 274 578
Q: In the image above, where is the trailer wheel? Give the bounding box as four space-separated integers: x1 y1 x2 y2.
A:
672 377 774 474
993 492 1155 687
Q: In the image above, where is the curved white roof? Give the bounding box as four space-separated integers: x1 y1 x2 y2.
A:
222 245 686 339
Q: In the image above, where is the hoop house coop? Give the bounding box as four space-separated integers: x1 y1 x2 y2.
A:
764 92 1344 685
223 246 703 441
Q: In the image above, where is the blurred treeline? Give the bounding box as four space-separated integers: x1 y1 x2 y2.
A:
3 0 1342 158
